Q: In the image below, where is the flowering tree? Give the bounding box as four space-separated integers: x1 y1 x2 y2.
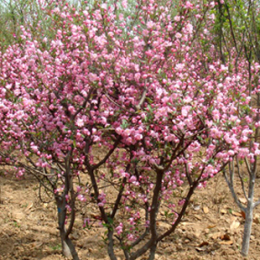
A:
0 0 257 259
213 0 260 256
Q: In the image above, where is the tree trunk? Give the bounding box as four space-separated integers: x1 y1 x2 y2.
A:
56 195 80 260
241 172 255 257
59 227 80 260
107 229 117 260
148 243 157 260
241 198 254 256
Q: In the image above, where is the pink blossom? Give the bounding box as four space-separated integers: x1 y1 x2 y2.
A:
89 73 98 82
185 23 193 34
115 127 123 135
120 170 130 178
76 118 84 127
101 3 107 9
175 32 182 39
174 16 181 22
175 63 184 71
77 194 86 202
122 0 127 9
129 217 135 225
178 199 185 206
228 150 235 156
134 73 141 82
127 233 135 241
129 176 137 183
134 133 143 141
183 96 192 103
210 13 215 20
17 169 25 177
147 21 154 29
31 144 38 152
210 1 215 8
212 109 220 121
181 106 191 117
185 1 193 8
129 175 139 186
116 223 123 235
237 148 250 158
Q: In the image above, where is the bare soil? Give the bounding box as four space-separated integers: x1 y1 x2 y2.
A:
0 173 260 260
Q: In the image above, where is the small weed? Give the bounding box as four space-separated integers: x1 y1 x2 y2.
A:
49 244 62 251
21 203 28 208
13 221 21 228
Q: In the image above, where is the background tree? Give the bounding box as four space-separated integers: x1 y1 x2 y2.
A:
213 0 260 256
0 0 56 50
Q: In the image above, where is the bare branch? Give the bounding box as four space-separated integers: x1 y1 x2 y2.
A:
253 198 260 208
92 136 121 170
236 157 248 199
223 166 246 212
136 80 147 110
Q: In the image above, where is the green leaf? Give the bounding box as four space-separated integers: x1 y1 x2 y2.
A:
120 119 129 129
207 158 214 165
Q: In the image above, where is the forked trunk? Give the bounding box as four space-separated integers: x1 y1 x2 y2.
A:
241 199 254 256
241 172 255 257
59 227 80 260
56 195 80 260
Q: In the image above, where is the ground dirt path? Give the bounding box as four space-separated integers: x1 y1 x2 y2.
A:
0 173 259 260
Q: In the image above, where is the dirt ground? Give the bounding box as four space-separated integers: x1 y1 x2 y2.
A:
0 172 259 260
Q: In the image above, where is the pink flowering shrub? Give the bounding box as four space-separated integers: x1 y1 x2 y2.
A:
0 1 258 259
